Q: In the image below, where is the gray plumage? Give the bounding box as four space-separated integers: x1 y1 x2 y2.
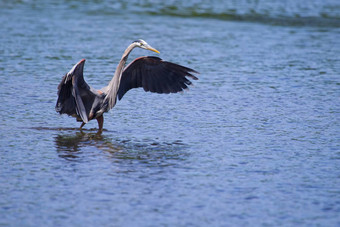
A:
55 39 198 131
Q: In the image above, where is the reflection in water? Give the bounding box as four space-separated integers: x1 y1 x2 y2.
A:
55 131 122 160
54 131 189 165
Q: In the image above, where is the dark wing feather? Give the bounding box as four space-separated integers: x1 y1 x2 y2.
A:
117 56 198 100
55 63 100 123
55 73 77 116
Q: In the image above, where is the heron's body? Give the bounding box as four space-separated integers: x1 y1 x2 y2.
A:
56 40 198 132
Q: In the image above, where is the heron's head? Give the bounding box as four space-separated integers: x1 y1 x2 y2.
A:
133 39 160 54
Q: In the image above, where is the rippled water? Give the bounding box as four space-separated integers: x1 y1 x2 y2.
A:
1 0 339 226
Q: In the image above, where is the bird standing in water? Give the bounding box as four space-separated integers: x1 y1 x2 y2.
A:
56 39 198 132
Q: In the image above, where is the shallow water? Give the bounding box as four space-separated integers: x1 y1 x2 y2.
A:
1 0 340 226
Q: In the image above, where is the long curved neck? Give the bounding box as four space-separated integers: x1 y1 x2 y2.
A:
104 43 137 110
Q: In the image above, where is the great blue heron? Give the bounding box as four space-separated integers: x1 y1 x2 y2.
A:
55 39 198 131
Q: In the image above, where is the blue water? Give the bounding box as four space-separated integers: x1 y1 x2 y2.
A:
1 1 340 226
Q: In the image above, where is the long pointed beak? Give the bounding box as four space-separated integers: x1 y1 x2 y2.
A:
147 45 160 54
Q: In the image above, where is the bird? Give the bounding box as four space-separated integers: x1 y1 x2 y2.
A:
55 39 198 132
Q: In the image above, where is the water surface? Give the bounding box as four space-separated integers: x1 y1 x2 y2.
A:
0 0 339 226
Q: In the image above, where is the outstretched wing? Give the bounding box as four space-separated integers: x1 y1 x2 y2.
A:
117 56 198 100
55 59 100 123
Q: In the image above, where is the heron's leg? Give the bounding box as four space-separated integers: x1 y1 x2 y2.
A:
97 115 104 132
80 122 86 129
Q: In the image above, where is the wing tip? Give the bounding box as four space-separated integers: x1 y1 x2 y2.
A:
187 73 199 80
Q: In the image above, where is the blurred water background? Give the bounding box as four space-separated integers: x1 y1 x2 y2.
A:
0 0 339 226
